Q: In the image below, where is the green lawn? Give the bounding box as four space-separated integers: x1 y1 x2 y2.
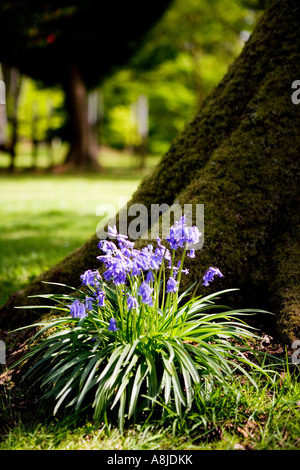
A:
0 172 141 307
1 365 299 450
0 153 299 451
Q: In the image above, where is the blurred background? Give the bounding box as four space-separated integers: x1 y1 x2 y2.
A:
0 0 264 305
0 0 264 172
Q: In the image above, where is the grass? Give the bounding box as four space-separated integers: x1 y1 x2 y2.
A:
1 366 299 450
0 141 161 174
0 147 299 450
0 171 142 307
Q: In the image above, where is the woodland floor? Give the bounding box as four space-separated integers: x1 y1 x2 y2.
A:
0 147 299 451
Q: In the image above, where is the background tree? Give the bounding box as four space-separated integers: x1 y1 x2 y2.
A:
0 0 171 170
0 65 22 171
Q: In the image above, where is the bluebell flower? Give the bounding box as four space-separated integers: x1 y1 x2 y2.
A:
167 276 179 293
146 270 154 283
102 255 128 285
80 269 101 287
127 295 138 311
85 296 94 311
187 249 195 258
96 291 106 307
149 256 160 270
130 248 152 275
138 281 154 306
108 318 119 332
203 267 223 286
131 258 143 276
166 230 180 250
154 238 171 264
171 261 189 277
69 300 87 319
107 225 128 240
98 239 118 254
118 238 135 256
167 217 201 250
186 226 200 245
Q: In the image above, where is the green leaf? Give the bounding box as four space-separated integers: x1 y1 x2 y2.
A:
128 361 148 419
110 354 139 410
106 341 138 389
161 369 172 405
173 340 200 384
145 353 158 401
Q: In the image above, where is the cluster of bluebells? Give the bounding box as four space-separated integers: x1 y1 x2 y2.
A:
68 216 223 330
69 268 107 320
166 216 200 255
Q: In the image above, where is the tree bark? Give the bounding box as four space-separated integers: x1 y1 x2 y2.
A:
0 0 299 344
1 65 22 172
63 65 101 171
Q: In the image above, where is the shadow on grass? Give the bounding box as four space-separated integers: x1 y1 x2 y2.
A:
0 210 104 308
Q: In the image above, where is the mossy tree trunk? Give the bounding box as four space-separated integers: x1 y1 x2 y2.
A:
1 0 299 344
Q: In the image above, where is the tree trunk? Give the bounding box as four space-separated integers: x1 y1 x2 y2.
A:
1 65 22 172
0 0 299 345
63 65 101 171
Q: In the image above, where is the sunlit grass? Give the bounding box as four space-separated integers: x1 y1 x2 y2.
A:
0 171 141 306
1 368 299 450
0 141 161 173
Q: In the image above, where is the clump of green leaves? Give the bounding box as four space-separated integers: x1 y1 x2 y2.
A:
13 218 274 431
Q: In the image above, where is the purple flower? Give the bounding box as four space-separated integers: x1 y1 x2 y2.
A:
166 229 180 250
153 239 171 265
167 216 200 250
107 225 128 240
96 291 106 307
69 300 87 319
187 226 200 245
203 267 223 286
80 269 101 287
131 258 143 277
138 281 154 306
118 238 135 256
127 295 138 311
170 261 189 277
130 248 153 275
146 270 154 283
166 276 179 293
102 255 128 285
108 318 119 332
85 296 94 311
137 248 152 271
98 240 117 254
187 249 195 258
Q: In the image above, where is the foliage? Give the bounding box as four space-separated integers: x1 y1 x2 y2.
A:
100 0 260 153
0 0 171 88
17 78 65 142
1 0 261 155
13 217 273 431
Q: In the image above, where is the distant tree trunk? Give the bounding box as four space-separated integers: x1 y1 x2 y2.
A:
31 101 39 170
63 65 101 171
0 65 7 145
136 95 149 170
190 47 205 109
0 0 299 345
2 66 21 172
